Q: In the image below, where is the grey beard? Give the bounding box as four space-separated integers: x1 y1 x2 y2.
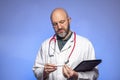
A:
58 32 67 38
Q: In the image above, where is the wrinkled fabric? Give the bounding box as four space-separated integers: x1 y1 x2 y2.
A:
33 33 99 80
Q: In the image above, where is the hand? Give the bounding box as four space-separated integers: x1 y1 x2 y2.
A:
62 65 78 79
43 63 57 79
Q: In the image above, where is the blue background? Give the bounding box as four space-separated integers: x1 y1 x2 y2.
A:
0 0 120 80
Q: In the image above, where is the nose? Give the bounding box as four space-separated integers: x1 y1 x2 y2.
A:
57 23 62 29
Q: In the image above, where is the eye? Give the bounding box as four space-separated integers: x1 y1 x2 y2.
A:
52 20 66 27
52 22 58 26
59 20 65 24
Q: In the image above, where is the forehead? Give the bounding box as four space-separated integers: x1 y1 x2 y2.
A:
51 9 68 22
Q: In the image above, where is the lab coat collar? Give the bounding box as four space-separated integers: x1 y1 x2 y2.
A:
49 32 75 56
61 33 74 52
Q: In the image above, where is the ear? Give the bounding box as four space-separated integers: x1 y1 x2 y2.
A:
68 17 71 23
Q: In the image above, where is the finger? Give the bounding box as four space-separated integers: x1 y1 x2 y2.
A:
45 63 57 68
45 64 57 69
47 68 57 72
44 64 57 73
63 65 70 78
64 65 74 77
44 68 56 74
64 65 72 73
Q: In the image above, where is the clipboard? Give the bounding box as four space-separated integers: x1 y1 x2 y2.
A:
74 59 102 72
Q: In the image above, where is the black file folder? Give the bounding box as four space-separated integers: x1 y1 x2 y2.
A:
74 59 102 72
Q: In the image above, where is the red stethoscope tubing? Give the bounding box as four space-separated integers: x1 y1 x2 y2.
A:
68 32 76 60
49 32 76 63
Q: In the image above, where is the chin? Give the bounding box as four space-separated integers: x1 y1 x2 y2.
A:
58 33 66 38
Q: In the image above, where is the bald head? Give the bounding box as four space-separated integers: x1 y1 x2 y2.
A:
50 8 71 39
50 8 69 22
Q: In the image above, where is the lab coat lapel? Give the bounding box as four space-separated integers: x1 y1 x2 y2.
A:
49 33 74 55
61 33 74 52
49 39 55 56
49 37 60 56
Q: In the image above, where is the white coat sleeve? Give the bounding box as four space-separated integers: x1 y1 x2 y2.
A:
77 41 99 80
32 44 45 80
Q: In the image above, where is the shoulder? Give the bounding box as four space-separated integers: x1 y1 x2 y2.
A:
75 34 93 46
41 35 55 47
76 34 90 42
41 37 51 45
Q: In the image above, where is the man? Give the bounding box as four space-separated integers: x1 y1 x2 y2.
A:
33 8 99 80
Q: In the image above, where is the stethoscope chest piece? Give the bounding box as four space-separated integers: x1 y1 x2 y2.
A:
65 59 69 64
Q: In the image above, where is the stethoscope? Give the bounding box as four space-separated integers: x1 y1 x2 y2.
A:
48 32 76 64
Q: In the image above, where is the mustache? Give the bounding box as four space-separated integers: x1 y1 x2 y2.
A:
57 28 64 31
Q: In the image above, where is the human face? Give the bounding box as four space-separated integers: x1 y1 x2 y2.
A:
51 11 71 39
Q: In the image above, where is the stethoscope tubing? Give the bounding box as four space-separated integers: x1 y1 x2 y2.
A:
48 32 76 64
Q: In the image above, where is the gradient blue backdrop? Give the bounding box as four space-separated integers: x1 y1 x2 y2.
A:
0 0 120 80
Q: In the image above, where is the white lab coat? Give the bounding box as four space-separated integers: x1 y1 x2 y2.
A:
33 33 99 80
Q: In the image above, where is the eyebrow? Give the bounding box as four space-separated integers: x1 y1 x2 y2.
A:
52 20 66 26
